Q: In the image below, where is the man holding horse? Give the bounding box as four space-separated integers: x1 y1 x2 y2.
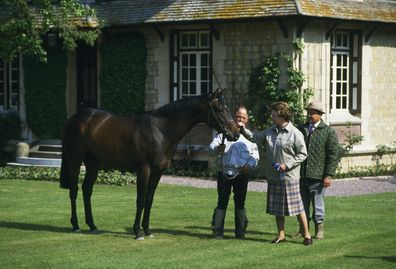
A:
209 105 259 239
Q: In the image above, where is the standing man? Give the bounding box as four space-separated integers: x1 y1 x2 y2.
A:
209 106 259 239
297 100 339 240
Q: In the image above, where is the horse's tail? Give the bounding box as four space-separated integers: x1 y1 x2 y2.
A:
59 144 70 189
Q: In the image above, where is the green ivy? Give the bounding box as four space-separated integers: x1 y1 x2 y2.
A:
100 32 147 116
246 40 312 129
24 44 67 138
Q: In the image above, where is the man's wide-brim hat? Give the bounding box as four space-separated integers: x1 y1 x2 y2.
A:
305 100 325 114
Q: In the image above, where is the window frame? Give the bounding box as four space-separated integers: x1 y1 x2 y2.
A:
170 29 212 101
330 30 362 115
0 56 20 111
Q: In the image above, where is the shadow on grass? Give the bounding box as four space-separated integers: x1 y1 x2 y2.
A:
0 221 128 237
0 221 71 233
1 221 305 244
146 225 284 243
344 255 396 263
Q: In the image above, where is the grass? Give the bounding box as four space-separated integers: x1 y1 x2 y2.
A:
0 179 395 269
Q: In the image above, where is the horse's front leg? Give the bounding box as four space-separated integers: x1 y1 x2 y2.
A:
142 171 162 237
133 164 150 240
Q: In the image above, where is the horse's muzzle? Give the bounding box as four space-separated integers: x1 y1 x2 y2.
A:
225 131 240 141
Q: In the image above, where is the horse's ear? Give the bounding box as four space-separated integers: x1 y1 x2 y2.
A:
210 88 225 99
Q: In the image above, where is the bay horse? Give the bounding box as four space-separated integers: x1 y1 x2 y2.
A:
59 88 240 239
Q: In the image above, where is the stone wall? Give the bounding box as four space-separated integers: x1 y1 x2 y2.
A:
366 27 396 146
220 21 293 108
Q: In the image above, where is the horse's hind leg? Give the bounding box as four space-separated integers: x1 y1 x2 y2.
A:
68 158 83 232
142 171 162 237
133 164 150 240
82 152 100 233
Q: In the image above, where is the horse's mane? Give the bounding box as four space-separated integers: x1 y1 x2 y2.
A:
151 95 206 117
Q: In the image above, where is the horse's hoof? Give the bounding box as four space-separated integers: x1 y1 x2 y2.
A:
90 229 101 234
148 234 154 238
73 229 81 233
136 236 145 241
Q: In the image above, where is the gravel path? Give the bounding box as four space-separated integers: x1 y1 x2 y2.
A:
160 175 396 196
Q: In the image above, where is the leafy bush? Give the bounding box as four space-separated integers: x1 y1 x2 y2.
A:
0 167 136 186
336 164 396 178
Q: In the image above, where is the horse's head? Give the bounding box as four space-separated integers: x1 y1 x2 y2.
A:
207 88 240 141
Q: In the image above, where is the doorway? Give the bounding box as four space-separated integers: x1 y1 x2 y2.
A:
76 42 97 110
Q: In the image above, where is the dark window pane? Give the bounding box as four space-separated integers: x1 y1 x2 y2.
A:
182 54 188 66
342 97 347 108
12 69 18 78
343 55 348 66
337 69 341 80
190 82 196 94
189 34 196 47
190 68 196 80
200 33 208 47
12 94 18 106
190 54 196 66
336 34 342 47
336 83 341 95
343 83 348 94
336 97 341 108
182 82 188 94
181 34 189 47
201 82 208 94
182 68 188 80
337 55 341 66
343 35 348 47
201 54 208 66
343 69 347 80
201 68 208 80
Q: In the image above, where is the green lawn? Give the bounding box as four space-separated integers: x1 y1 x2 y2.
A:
0 179 395 269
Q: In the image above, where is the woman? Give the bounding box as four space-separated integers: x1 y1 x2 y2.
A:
239 101 312 245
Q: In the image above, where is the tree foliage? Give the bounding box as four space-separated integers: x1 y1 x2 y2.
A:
0 0 101 62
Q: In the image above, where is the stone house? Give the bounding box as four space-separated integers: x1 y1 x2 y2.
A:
2 0 396 168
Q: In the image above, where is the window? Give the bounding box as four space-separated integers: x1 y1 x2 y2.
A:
0 57 20 111
171 30 212 100
330 30 361 115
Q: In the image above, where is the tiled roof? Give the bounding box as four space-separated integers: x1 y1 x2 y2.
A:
93 0 396 26
94 0 299 25
297 0 396 24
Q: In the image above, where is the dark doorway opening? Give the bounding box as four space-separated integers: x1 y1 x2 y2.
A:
77 42 97 110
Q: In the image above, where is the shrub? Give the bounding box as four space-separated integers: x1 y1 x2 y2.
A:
0 167 136 186
0 111 21 165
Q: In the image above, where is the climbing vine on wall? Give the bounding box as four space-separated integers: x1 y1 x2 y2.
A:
246 38 312 129
24 44 67 138
99 32 147 116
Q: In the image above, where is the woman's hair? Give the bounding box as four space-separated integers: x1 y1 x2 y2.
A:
271 101 292 121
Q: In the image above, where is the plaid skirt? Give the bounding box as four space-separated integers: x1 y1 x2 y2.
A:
266 180 304 216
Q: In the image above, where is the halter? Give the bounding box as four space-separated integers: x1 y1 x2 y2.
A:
208 99 234 138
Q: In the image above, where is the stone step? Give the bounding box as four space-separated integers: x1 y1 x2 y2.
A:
38 144 62 152
16 157 62 167
29 151 62 159
6 162 61 168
